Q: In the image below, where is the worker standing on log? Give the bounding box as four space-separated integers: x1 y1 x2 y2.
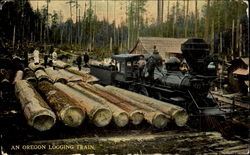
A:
76 55 82 71
33 47 40 65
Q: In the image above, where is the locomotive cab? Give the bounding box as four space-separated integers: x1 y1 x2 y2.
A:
110 54 142 84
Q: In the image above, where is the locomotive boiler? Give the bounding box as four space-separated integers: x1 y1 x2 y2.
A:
90 38 226 117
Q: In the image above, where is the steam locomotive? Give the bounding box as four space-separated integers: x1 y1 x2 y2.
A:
90 38 227 117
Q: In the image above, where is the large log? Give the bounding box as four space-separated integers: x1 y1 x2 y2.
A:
79 83 144 125
53 60 70 69
67 82 129 127
37 81 85 127
35 69 52 82
93 84 169 128
58 69 83 82
44 67 67 83
23 69 37 86
15 80 56 131
66 67 99 83
28 62 45 72
13 70 23 84
54 82 112 127
105 86 189 127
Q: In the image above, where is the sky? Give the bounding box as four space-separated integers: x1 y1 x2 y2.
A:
29 0 248 25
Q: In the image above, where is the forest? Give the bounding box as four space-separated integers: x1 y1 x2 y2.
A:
0 0 248 59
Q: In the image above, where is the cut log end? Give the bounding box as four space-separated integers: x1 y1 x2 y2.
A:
113 112 129 127
92 108 112 127
33 114 56 131
172 110 189 127
129 110 144 125
152 113 169 129
60 107 85 127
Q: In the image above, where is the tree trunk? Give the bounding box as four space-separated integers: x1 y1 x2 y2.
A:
28 62 45 72
44 67 68 83
37 81 85 127
15 80 56 131
65 67 98 83
54 82 112 127
80 83 144 125
184 0 189 37
195 0 198 37
13 70 23 84
35 69 52 83
105 86 189 127
68 82 129 127
58 69 83 82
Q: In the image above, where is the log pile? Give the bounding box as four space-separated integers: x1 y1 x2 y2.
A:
91 84 169 128
67 82 129 127
37 81 85 127
15 80 56 131
54 82 112 127
79 82 144 125
104 86 189 127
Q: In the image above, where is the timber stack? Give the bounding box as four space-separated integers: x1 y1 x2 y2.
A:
92 84 170 128
37 81 85 127
79 82 145 125
67 82 129 127
54 82 113 127
104 86 189 127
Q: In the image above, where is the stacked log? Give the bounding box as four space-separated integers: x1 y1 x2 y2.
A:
58 69 83 82
54 82 112 127
105 86 189 127
23 69 37 86
35 69 52 82
79 82 144 125
53 60 70 69
92 84 169 128
15 80 56 131
28 62 45 72
44 67 67 83
13 70 23 84
67 82 129 127
66 67 99 83
37 81 85 127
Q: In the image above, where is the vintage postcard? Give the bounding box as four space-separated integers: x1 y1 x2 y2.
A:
0 0 249 154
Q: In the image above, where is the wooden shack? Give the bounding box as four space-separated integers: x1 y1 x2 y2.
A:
129 37 188 60
227 57 249 94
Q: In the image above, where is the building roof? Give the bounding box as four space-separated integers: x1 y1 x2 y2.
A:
233 68 249 75
241 58 249 66
131 37 188 55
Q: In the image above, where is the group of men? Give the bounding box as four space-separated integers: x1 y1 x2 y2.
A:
33 47 57 68
76 52 89 71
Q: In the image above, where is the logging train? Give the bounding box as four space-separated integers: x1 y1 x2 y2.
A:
90 38 227 117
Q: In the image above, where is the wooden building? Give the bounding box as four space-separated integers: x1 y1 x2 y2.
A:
226 57 249 94
129 37 188 60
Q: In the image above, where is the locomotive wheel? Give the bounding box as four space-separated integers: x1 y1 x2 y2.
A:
137 86 149 96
